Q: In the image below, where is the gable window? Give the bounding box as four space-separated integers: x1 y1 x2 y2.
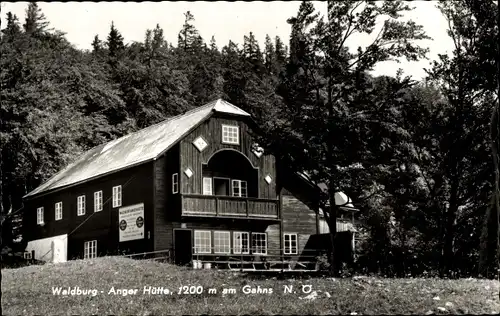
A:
77 195 86 216
222 125 239 145
36 207 44 225
284 233 298 255
194 230 211 254
84 240 97 259
94 191 103 212
214 231 231 254
231 180 247 197
233 232 249 254
252 232 267 255
203 177 213 195
112 185 122 208
55 202 63 220
172 173 179 194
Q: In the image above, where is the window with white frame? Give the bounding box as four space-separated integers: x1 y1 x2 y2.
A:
252 233 267 255
203 177 213 195
172 173 179 194
214 231 231 254
77 195 85 216
55 202 63 220
284 233 298 255
112 185 122 208
233 232 249 254
84 240 97 259
231 180 247 197
36 207 44 225
94 191 103 212
222 125 239 144
24 252 32 259
194 230 211 254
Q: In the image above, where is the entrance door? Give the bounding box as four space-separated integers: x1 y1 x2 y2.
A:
174 229 192 265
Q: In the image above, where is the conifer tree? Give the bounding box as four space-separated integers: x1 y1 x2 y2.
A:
91 34 103 54
177 11 199 53
23 2 50 36
1 12 22 41
107 21 125 60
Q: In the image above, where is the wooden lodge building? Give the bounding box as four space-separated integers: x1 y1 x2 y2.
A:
22 99 358 269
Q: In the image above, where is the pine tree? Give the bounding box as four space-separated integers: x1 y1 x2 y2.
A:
1 12 22 41
23 2 50 36
177 11 199 52
274 36 287 64
91 35 103 54
264 34 275 73
152 24 165 54
210 35 218 52
107 21 125 60
274 36 287 75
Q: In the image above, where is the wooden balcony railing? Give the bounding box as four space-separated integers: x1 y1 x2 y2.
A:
181 194 279 219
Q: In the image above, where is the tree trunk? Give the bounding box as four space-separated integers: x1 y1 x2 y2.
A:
328 185 338 276
441 178 459 277
495 0 500 299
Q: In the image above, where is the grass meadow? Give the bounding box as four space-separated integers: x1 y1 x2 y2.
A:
1 256 499 315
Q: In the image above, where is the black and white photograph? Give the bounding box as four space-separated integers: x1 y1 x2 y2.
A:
0 1 499 314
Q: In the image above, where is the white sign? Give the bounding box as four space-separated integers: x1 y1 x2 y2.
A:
119 203 145 242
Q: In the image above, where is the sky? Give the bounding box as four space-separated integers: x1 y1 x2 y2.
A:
1 1 454 80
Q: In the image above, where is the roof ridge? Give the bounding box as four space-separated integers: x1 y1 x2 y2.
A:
88 100 218 152
23 99 233 199
121 100 217 137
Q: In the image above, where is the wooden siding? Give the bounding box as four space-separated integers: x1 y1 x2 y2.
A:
153 144 180 251
179 115 277 200
24 162 155 258
266 223 281 256
281 194 320 258
181 194 278 218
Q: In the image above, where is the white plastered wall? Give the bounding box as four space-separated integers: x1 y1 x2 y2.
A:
26 234 68 263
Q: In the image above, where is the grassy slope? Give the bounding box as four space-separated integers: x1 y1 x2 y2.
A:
1 257 499 315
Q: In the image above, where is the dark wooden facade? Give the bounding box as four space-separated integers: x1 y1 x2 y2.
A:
23 108 353 264
23 163 155 259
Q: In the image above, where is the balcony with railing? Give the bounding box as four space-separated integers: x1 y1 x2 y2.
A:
181 149 279 219
181 194 279 219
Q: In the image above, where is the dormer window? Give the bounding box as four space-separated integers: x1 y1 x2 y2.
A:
222 125 239 145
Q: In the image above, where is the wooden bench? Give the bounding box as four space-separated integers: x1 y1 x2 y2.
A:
195 259 319 271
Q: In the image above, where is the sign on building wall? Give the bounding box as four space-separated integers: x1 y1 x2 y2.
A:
118 203 145 242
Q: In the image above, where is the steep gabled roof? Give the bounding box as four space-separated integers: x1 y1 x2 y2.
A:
24 99 250 199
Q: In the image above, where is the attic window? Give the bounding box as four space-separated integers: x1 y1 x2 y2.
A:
222 125 239 145
192 136 208 152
